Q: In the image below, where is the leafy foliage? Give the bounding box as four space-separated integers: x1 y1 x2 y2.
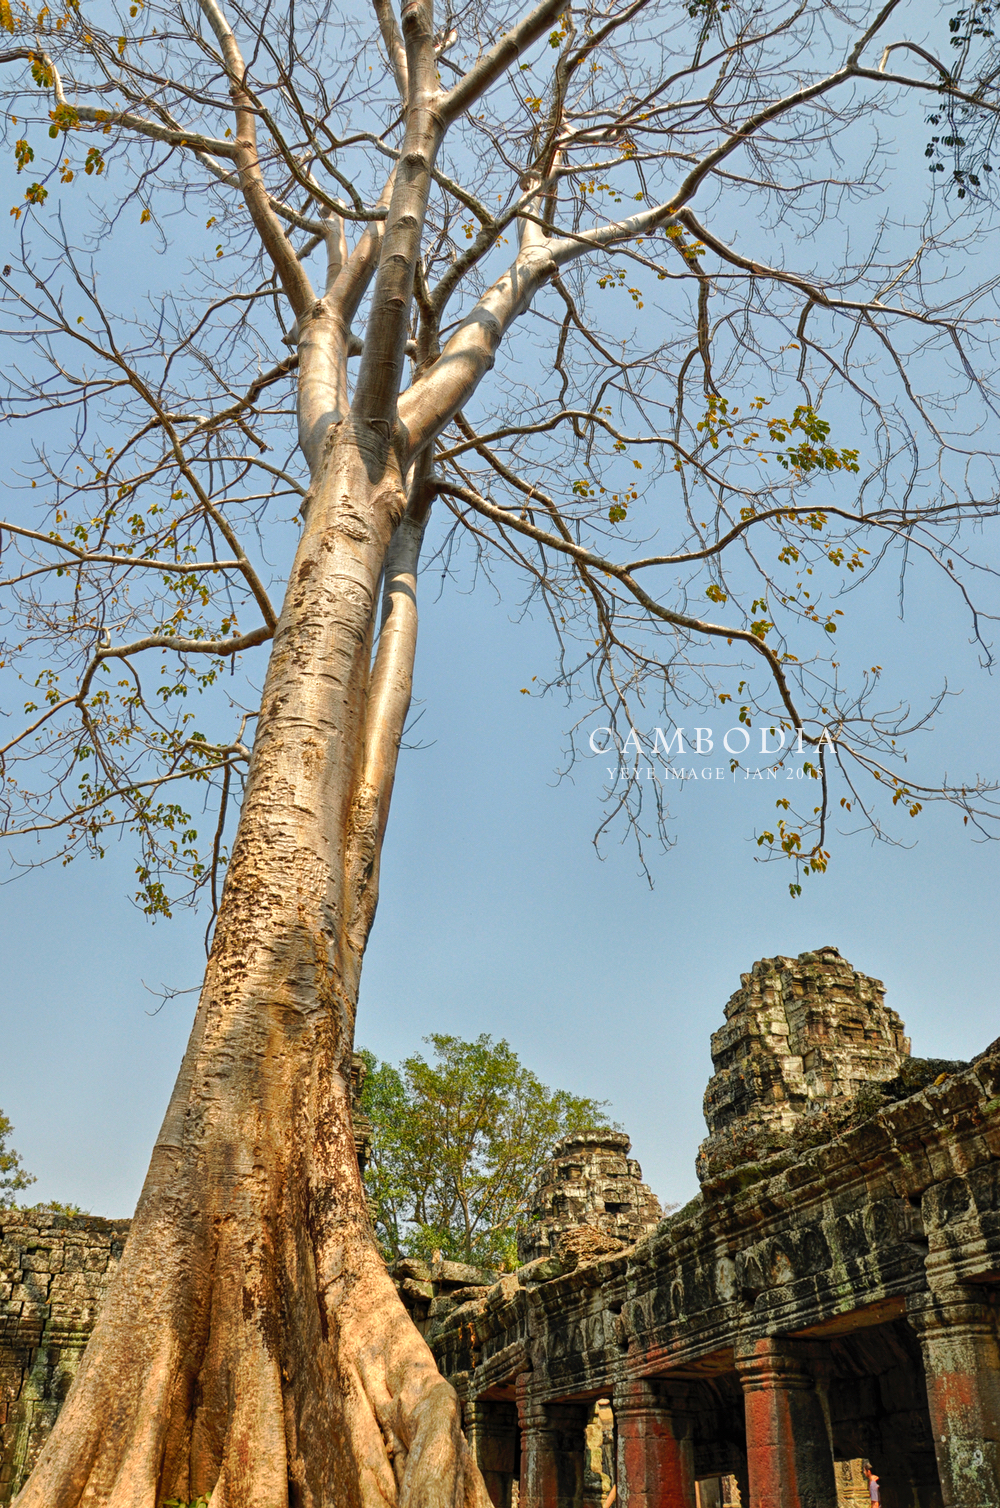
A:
921 4 1000 199
359 1036 615 1270
0 1107 36 1208
20 1199 90 1216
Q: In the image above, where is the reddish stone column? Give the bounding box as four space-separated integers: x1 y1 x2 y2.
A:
907 1288 1000 1508
612 1379 697 1508
517 1376 587 1508
734 1338 838 1508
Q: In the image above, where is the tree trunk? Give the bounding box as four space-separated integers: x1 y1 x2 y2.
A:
14 428 489 1508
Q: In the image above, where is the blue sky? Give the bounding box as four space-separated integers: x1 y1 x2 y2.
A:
2 535 997 1216
1 0 998 1221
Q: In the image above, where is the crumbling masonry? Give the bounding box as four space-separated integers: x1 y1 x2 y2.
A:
4 946 1000 1508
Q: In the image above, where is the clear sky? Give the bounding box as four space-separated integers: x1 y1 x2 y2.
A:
1 0 998 1221
2 531 997 1216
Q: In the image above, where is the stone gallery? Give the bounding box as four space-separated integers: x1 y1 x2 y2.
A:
3 947 1000 1506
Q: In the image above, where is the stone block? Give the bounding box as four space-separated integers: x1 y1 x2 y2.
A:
9 1288 48 1310
486 1275 519 1311
434 1260 496 1287
392 1258 432 1283
517 1255 564 1284
18 1252 60 1276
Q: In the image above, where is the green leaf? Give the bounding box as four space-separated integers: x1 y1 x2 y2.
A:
359 1036 617 1270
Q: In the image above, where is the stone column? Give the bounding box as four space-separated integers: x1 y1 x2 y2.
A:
465 1399 519 1508
907 1288 1000 1508
735 1338 838 1508
613 1378 697 1508
517 1377 587 1508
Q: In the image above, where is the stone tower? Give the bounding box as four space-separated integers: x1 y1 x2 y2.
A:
697 945 910 1180
517 1131 662 1266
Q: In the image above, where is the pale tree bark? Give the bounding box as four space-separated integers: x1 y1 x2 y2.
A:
15 426 482 1507
11 0 572 1496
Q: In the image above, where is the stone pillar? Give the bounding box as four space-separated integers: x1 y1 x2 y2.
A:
613 1378 697 1508
907 1288 1000 1508
517 1377 587 1508
735 1338 838 1508
465 1399 520 1508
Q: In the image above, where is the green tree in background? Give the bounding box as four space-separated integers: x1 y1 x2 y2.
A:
0 1108 36 1209
360 1035 615 1270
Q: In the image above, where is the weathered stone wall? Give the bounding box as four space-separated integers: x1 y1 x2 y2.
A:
426 950 1000 1507
0 1212 128 1501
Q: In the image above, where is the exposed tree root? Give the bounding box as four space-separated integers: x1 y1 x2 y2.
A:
14 953 489 1508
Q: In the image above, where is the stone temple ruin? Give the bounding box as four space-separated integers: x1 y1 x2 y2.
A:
3 945 1000 1508
698 945 912 1180
517 1130 663 1268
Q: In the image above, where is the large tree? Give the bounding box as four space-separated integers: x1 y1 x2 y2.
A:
1 0 999 1500
360 1034 614 1268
